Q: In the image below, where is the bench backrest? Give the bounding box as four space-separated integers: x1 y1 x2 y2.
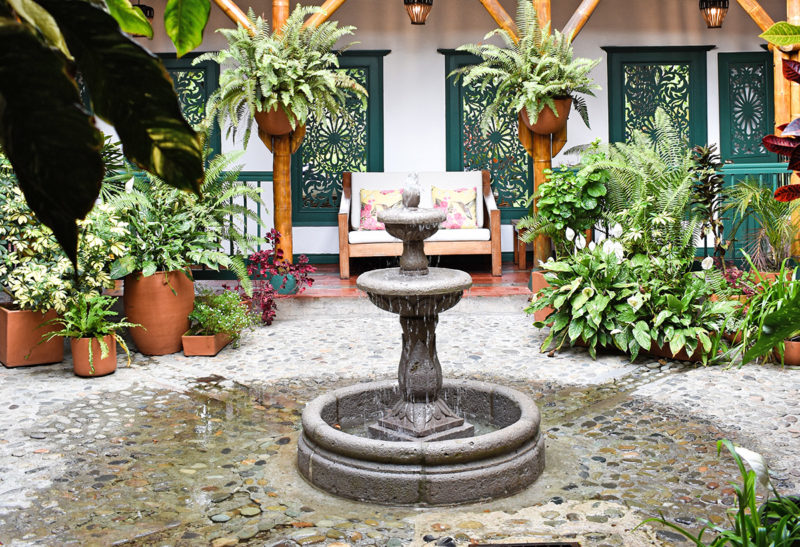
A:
349 171 485 230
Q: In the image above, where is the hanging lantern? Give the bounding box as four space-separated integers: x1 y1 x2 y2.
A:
404 0 433 25
699 0 728 28
134 0 155 21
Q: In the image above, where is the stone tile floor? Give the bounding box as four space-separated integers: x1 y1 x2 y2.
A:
0 294 798 546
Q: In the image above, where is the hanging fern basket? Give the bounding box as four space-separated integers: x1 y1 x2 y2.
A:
519 97 572 135
254 106 294 136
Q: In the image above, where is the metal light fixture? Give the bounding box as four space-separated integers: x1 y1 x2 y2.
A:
699 0 728 28
134 0 155 21
404 0 433 25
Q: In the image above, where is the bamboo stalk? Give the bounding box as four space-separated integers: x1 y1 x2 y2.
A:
273 0 290 35
775 46 791 132
532 133 552 265
272 135 293 262
477 0 519 43
534 0 550 30
563 0 601 41
735 0 775 32
552 125 567 156
303 0 348 28
212 0 255 34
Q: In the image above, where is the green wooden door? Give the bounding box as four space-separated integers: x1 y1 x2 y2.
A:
440 49 533 223
604 46 711 146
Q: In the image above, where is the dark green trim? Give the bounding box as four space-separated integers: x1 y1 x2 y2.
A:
159 53 221 158
291 51 388 226
605 47 709 146
718 51 776 163
439 49 532 224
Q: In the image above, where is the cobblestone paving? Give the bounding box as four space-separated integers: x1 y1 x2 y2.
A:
0 295 798 546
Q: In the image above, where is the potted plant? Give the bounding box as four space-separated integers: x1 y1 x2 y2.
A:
182 290 256 356
197 5 367 144
111 148 265 355
0 158 128 367
42 293 138 377
451 0 600 135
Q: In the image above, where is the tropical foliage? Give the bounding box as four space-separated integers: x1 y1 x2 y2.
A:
451 0 599 132
188 290 256 345
0 0 204 264
198 4 367 145
691 145 729 264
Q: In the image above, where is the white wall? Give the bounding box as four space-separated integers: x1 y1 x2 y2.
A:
131 0 786 255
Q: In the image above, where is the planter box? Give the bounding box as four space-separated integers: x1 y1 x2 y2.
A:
648 341 703 363
182 333 232 357
0 306 63 367
530 271 554 323
70 335 117 377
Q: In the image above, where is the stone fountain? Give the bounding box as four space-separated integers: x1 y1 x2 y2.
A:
297 183 544 505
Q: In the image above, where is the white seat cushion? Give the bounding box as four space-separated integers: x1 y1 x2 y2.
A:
349 230 401 244
427 228 491 242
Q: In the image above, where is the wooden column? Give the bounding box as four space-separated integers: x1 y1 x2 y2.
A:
532 133 552 264
272 0 293 261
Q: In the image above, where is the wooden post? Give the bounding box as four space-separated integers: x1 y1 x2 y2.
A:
303 0 348 28
776 47 791 133
477 0 519 42
272 0 292 261
532 133 552 265
273 0 289 34
735 0 775 32
212 0 255 32
563 0 601 40
533 0 550 29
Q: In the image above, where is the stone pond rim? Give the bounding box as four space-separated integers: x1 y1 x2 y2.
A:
296 379 545 505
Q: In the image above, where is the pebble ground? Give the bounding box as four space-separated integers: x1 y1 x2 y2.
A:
0 294 798 546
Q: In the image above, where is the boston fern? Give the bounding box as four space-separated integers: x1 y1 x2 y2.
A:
197 5 367 144
451 0 599 132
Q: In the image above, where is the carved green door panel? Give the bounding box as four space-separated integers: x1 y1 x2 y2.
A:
605 47 711 146
718 52 776 163
440 50 533 223
291 51 388 226
160 54 221 157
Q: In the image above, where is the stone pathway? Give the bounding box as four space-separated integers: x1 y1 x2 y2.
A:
0 294 798 546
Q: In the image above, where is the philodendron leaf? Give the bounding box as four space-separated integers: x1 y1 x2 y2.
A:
105 0 153 39
742 291 800 364
164 0 210 57
0 15 104 265
760 21 800 48
38 0 203 195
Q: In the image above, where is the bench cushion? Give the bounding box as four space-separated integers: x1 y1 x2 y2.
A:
350 171 485 230
349 228 490 244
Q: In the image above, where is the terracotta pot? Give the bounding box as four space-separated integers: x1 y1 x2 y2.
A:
124 270 195 356
0 306 63 367
70 335 117 377
519 98 572 135
254 107 294 136
530 271 554 324
777 340 800 366
182 333 232 357
648 341 704 362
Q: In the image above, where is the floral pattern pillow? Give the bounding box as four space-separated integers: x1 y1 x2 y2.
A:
432 186 478 229
359 189 403 230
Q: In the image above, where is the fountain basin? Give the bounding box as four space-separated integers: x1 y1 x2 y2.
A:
297 379 545 505
357 267 472 315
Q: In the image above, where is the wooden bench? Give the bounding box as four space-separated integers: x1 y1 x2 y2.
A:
337 170 501 279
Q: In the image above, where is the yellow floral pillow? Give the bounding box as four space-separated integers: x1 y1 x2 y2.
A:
432 187 478 229
359 189 403 230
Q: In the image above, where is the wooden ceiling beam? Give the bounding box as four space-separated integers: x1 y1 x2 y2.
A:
212 0 255 34
735 0 775 32
534 0 550 29
304 0 349 28
563 0 601 41
478 0 519 43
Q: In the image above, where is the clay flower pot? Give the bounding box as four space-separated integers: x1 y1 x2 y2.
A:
182 333 232 357
529 271 554 324
0 305 63 367
270 273 299 295
71 335 117 377
254 106 294 136
124 270 195 356
519 97 572 135
777 339 800 366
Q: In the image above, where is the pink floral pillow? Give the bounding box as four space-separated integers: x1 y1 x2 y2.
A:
432 186 478 229
359 189 403 230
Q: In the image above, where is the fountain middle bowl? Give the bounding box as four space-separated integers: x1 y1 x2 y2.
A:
296 379 545 506
356 267 473 315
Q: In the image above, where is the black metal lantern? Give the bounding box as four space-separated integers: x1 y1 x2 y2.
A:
699 0 728 28
134 0 155 21
404 0 433 25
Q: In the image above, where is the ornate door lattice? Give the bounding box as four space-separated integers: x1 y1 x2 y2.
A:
442 50 532 223
605 47 710 147
718 52 775 163
291 52 388 226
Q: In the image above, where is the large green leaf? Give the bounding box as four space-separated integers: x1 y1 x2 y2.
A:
742 292 800 364
0 15 104 265
38 0 203 195
164 0 210 57
760 22 800 48
7 0 71 57
105 0 153 39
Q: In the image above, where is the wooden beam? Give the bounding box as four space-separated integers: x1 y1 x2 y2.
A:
775 46 790 132
303 0 348 28
534 0 551 30
735 0 775 32
477 0 519 43
563 0 601 41
532 133 552 265
273 0 290 34
272 135 293 263
212 0 255 33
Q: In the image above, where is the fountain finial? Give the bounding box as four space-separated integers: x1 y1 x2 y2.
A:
403 173 420 208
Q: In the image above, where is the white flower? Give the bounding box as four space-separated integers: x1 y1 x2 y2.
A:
701 256 714 271
610 223 623 238
574 234 586 250
734 445 770 491
588 241 596 251
627 295 643 311
565 227 576 241
610 328 622 335
603 239 624 261
125 177 135 193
